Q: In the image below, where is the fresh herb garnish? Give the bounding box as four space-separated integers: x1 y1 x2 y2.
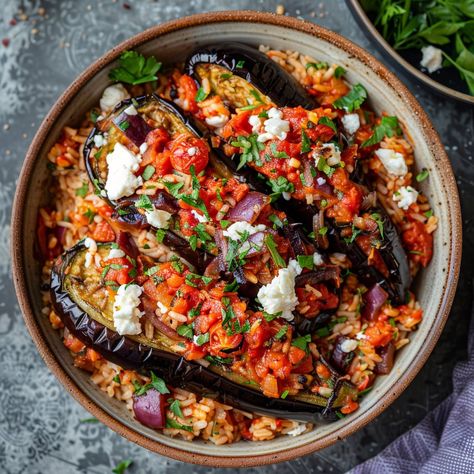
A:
416 168 429 182
306 61 329 70
268 176 295 198
265 234 286 268
112 459 133 474
109 50 161 85
236 59 245 68
194 332 210 346
297 255 314 270
318 116 337 133
301 129 311 153
133 371 170 396
361 116 402 147
80 417 99 423
292 334 311 352
163 180 184 197
370 212 385 238
169 399 184 418
166 418 193 432
75 182 89 198
334 66 346 78
177 324 193 339
83 209 96 224
231 134 265 170
205 355 233 365
156 228 166 243
333 83 368 112
224 279 239 292
263 311 282 322
280 390 289 399
195 86 208 102
274 325 288 340
142 165 155 180
135 194 154 212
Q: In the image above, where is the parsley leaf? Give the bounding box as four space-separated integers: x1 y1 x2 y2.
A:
292 334 311 352
265 234 286 268
274 325 288 340
109 50 161 85
318 116 337 133
334 66 346 78
416 168 429 182
135 194 154 212
333 83 368 112
75 182 89 198
194 332 210 346
169 399 184 418
166 418 193 432
112 459 133 474
301 129 311 153
195 86 208 102
142 165 155 180
361 116 401 147
297 255 314 270
177 324 193 339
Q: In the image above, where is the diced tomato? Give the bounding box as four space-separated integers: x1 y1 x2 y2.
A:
292 354 314 375
221 111 253 138
340 399 359 415
288 346 306 365
103 257 134 286
92 220 115 242
209 322 243 357
177 74 199 113
364 321 394 347
184 342 207 361
402 221 433 267
169 134 209 174
96 205 113 218
281 106 308 141
316 362 331 380
142 128 172 176
64 333 85 353
306 124 335 143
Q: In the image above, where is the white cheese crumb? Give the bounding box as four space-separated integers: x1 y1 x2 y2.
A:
84 252 93 268
356 331 366 340
286 423 308 437
145 208 172 229
341 113 360 135
322 143 341 166
248 114 261 133
316 177 326 186
313 252 324 266
84 237 97 252
112 284 144 335
375 148 408 177
99 83 130 113
188 147 197 157
191 209 208 223
257 259 302 321
157 301 169 314
393 186 419 210
123 104 138 116
93 134 106 148
420 46 443 73
340 339 358 353
106 248 125 260
104 143 143 200
262 107 289 140
282 191 291 201
223 221 266 253
139 142 148 154
205 114 229 128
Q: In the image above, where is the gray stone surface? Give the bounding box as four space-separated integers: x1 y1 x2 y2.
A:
0 1 472 473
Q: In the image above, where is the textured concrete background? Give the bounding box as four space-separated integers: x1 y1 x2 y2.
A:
0 1 473 473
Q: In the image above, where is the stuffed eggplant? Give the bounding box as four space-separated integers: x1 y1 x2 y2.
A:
50 241 358 422
185 42 317 111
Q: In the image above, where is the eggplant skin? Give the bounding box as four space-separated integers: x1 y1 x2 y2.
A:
50 242 354 423
185 42 317 109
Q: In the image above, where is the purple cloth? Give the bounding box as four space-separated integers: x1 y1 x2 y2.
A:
352 292 474 474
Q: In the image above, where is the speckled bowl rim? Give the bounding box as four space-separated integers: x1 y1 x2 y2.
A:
11 10 462 467
345 0 474 105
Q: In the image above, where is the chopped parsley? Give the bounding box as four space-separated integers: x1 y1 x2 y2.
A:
135 194 154 212
297 255 314 270
269 213 284 229
306 61 329 70
236 59 245 68
370 212 385 238
156 228 166 243
318 116 337 133
185 273 213 287
168 399 184 418
334 66 346 79
416 168 429 182
166 418 193 432
170 255 184 273
133 371 170 396
112 459 133 474
301 129 311 153
280 390 289 399
75 182 89 198
205 355 233 365
83 209 96 224
361 116 401 147
318 226 328 236
194 332 210 346
142 165 155 180
163 181 184 197
177 324 193 339
291 334 311 352
223 279 239 292
195 86 208 102
109 50 161 85
231 134 265 170
333 83 368 112
265 234 286 268
263 311 282 322
274 325 288 340
317 156 336 177
268 176 295 198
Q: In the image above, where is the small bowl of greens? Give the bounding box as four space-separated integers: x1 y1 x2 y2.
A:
346 0 474 104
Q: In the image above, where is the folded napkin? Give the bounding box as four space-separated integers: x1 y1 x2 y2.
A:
352 285 474 474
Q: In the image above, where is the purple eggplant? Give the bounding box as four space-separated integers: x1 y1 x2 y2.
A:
331 336 356 373
185 42 316 110
375 342 396 375
50 241 357 423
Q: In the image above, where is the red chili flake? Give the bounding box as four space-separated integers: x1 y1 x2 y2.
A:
123 2 131 9
2 38 10 47
9 18 17 26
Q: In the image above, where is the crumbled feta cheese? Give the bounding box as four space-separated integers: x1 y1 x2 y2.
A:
223 221 266 241
341 113 360 135
248 114 261 133
257 259 302 321
104 143 143 200
145 208 172 229
375 148 408 177
93 134 106 147
107 248 125 260
84 237 97 252
322 143 341 166
84 252 93 268
286 423 308 437
205 114 229 128
356 331 366 340
123 104 138 115
282 191 291 201
157 301 168 314
316 177 326 186
112 284 144 335
99 83 130 112
393 186 419 210
262 107 289 140
313 252 324 266
420 46 443 73
139 142 148 154
188 147 197 157
191 209 208 223
287 258 302 275
340 339 358 353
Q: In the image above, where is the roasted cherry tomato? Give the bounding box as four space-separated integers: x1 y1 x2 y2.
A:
169 134 209 174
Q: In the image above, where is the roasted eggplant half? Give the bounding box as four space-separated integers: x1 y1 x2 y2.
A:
51 242 358 422
185 42 317 110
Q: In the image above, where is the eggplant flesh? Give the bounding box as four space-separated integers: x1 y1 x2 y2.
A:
50 242 356 422
185 42 317 110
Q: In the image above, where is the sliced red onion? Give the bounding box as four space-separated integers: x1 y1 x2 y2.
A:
133 388 166 429
116 231 139 259
375 341 395 374
362 284 388 321
226 192 270 224
141 295 182 341
113 105 152 147
295 266 341 288
312 211 329 250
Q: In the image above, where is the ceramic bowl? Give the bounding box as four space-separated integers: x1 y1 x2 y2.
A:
11 11 462 467
345 0 474 105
